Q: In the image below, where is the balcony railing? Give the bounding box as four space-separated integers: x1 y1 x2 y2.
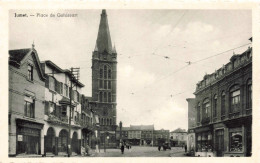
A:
201 117 210 125
47 114 68 124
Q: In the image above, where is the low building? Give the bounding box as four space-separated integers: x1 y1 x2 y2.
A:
128 129 141 146
153 129 170 146
170 128 187 147
9 46 46 156
193 43 252 157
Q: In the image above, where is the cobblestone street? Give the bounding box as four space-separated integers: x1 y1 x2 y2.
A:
91 146 187 157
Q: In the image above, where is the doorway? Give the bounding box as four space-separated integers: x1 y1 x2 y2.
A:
216 129 224 157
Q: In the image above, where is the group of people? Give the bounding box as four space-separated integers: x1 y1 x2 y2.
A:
119 142 131 154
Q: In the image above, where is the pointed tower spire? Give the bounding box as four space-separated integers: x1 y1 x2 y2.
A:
112 43 117 53
95 9 113 54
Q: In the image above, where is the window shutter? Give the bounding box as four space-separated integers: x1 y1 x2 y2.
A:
45 101 49 115
60 82 63 95
55 79 59 92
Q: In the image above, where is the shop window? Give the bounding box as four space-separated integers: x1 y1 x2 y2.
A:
230 85 240 113
27 65 33 81
221 91 226 116
230 132 243 152
24 96 35 118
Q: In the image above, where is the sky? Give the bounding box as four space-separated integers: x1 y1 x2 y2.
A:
9 9 252 131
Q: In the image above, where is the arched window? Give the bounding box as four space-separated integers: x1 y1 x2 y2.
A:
108 92 111 102
247 79 252 108
104 65 107 79
108 81 111 89
202 99 210 119
230 85 240 113
99 92 103 102
99 80 103 88
100 69 103 78
221 91 226 116
104 80 107 89
104 92 107 102
108 69 111 78
107 119 109 126
213 95 217 118
197 103 200 123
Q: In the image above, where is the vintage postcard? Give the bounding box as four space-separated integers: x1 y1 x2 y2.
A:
0 1 259 163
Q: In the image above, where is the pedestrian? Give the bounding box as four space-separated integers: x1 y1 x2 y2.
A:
185 145 187 153
120 142 125 154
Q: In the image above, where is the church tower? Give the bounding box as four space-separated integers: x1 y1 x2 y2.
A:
92 9 117 148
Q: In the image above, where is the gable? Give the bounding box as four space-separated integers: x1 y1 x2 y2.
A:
10 48 46 81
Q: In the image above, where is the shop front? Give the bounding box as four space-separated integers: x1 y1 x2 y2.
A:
195 126 213 157
16 119 43 155
223 116 252 157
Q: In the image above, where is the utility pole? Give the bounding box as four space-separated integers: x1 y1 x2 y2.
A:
67 67 80 157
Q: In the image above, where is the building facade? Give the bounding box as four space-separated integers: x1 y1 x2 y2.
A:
9 47 46 156
153 129 170 146
91 9 118 148
193 45 252 157
170 128 187 147
41 60 96 156
186 98 196 155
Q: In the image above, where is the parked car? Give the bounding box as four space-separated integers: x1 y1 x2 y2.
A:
162 143 171 150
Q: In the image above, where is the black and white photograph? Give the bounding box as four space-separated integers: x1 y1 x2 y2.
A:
6 7 255 159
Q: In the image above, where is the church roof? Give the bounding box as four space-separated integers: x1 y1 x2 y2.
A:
95 9 113 54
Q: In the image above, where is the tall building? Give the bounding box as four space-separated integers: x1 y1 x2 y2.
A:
91 9 117 148
193 41 252 157
9 46 46 156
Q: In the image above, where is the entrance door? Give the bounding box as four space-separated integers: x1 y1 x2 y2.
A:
216 130 224 157
45 127 55 153
71 132 78 154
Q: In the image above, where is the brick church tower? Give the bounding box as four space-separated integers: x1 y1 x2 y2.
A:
92 9 117 148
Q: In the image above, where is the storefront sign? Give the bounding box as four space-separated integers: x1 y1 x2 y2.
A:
18 135 23 141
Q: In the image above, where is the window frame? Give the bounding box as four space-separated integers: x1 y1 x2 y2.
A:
230 85 241 113
27 64 33 81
